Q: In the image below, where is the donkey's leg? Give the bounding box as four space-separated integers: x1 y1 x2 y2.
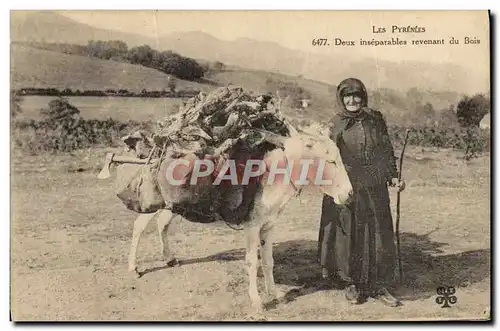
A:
259 220 277 300
244 221 264 313
257 250 264 278
156 209 178 267
128 212 157 276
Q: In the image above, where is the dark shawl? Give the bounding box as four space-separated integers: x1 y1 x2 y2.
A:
329 78 398 187
318 78 400 288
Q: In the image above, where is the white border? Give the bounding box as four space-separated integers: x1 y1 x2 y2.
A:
4 1 500 10
3 1 498 330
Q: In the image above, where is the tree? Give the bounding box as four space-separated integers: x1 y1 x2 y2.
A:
422 102 435 117
406 87 423 105
10 90 22 119
455 93 490 160
107 40 128 55
40 98 81 121
265 78 311 109
438 104 459 127
127 45 155 67
168 77 177 93
212 61 225 72
158 52 205 80
87 40 128 60
456 93 490 128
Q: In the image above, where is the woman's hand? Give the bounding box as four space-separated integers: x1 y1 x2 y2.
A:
390 178 406 192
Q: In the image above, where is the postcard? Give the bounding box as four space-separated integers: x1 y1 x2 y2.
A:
10 10 491 322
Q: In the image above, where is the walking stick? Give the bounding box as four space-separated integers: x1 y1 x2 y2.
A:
396 129 411 284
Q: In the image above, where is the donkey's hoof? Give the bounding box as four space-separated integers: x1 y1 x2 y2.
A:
129 267 142 279
166 258 180 268
246 310 267 321
263 298 280 311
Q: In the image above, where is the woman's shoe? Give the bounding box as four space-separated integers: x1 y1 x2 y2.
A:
345 285 361 304
321 267 330 280
372 288 402 307
320 268 348 289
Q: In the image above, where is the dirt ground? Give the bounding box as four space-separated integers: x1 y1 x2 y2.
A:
10 146 491 321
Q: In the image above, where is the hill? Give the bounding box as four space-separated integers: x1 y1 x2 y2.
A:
11 43 468 126
10 11 488 95
10 43 335 121
10 44 208 93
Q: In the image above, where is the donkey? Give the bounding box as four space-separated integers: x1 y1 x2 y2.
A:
106 128 353 317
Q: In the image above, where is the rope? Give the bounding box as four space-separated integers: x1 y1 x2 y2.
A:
134 145 159 208
225 222 244 231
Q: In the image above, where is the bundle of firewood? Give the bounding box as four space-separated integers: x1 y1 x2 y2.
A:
149 86 297 158
108 86 299 215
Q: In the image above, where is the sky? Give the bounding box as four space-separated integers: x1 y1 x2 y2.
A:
60 10 490 67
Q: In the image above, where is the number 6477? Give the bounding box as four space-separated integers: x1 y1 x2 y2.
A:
312 38 329 46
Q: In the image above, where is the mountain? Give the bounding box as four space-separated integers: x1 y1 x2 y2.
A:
10 11 155 47
157 31 486 95
158 31 336 82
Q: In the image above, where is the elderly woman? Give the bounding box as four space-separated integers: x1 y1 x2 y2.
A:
318 78 405 307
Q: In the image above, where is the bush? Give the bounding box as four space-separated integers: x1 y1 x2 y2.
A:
12 118 154 154
40 97 81 121
265 78 312 109
456 93 490 127
19 41 88 56
12 117 490 158
11 90 22 119
87 40 128 60
127 46 206 81
388 124 490 157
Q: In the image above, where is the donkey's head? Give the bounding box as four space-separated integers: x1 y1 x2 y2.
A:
259 128 353 205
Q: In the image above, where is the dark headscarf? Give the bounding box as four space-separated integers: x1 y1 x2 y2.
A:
335 78 369 121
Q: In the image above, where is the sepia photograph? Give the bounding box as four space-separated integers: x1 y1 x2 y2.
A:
9 9 491 322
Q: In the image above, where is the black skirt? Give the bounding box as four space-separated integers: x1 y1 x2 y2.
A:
318 184 397 289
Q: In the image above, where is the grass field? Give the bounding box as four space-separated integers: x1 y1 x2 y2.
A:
17 96 183 122
15 95 321 130
10 145 490 321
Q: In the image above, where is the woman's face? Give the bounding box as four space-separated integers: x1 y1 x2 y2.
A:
343 94 363 112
